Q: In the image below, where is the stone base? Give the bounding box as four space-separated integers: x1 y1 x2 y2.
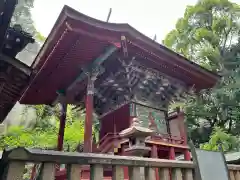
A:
124 145 151 156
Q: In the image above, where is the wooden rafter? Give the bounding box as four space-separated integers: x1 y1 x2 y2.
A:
0 59 30 122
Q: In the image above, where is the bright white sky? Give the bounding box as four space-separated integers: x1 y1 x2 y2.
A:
32 0 240 42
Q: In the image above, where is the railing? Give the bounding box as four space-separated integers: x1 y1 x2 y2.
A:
98 133 117 146
97 133 119 149
1 147 240 180
147 134 184 145
97 133 123 153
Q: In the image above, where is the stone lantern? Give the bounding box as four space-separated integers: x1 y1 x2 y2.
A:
119 117 153 157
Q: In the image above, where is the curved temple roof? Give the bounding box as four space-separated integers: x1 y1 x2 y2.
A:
19 5 220 105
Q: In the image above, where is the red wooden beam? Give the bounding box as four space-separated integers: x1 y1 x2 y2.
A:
66 44 119 92
57 103 68 151
83 76 94 153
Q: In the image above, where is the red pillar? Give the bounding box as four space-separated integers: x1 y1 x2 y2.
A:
83 76 95 153
177 110 188 145
178 111 191 160
151 145 159 180
30 165 36 180
169 147 175 160
184 149 191 161
57 103 67 151
169 147 175 180
151 145 158 158
120 145 129 179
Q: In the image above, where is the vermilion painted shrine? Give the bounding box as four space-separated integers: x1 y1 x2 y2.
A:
0 2 220 180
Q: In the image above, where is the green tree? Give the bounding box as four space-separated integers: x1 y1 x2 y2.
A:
164 0 240 146
200 127 240 152
11 0 35 34
62 118 85 150
0 104 86 151
164 0 240 71
12 0 46 66
1 0 87 151
0 113 85 151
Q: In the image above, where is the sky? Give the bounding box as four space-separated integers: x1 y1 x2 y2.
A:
32 0 240 42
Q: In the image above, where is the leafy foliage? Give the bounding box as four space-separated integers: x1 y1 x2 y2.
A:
61 115 85 150
12 0 46 66
0 0 87 152
200 127 240 152
0 105 85 151
164 0 240 149
11 0 35 34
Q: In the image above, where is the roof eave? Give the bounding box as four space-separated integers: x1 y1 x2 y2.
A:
31 5 220 90
30 6 69 69
63 5 220 84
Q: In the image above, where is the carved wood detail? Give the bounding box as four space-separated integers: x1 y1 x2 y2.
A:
87 54 191 116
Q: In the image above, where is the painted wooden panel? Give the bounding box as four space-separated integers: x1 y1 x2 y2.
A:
136 104 167 134
169 119 181 137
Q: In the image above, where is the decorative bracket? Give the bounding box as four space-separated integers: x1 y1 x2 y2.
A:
121 35 128 57
83 65 104 95
67 44 118 92
51 89 66 107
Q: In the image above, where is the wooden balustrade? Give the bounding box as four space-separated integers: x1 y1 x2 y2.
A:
149 134 184 145
98 133 116 147
1 147 240 180
96 133 122 153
